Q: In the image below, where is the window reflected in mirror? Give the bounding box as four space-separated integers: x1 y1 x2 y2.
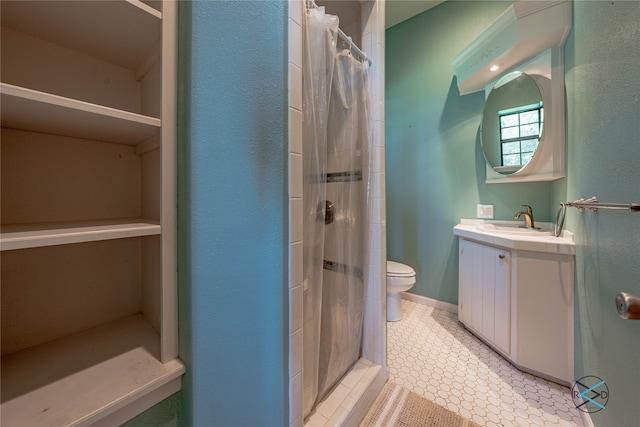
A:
499 103 543 167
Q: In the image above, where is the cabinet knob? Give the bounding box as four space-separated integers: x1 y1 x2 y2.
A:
498 254 506 259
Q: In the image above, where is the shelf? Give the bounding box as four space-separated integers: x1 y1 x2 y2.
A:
1 83 161 145
1 314 185 427
1 218 161 251
1 0 161 71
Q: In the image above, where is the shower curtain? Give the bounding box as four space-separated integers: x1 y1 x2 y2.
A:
302 6 372 417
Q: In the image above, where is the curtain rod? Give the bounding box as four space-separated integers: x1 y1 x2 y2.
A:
306 0 372 67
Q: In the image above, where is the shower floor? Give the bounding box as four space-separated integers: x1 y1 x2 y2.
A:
387 299 584 427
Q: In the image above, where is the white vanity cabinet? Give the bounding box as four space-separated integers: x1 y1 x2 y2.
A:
455 221 575 385
1 1 183 426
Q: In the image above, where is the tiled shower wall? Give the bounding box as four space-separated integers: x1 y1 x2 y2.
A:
287 1 386 425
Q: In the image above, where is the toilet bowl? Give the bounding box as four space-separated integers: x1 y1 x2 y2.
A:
386 261 416 321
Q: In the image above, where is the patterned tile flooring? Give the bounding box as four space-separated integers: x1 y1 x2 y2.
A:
387 299 584 427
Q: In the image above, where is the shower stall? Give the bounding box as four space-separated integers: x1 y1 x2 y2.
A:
302 4 371 415
294 1 388 423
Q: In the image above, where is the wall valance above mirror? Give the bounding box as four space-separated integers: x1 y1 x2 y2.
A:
451 0 572 183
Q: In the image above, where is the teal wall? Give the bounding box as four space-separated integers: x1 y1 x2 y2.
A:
177 1 289 425
566 1 640 425
121 394 180 427
385 0 554 304
387 0 640 425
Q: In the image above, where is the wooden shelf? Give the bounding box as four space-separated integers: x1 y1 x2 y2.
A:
0 0 161 71
1 314 185 427
1 218 161 251
1 83 161 145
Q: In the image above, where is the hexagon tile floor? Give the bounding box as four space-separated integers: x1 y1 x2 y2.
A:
387 299 584 427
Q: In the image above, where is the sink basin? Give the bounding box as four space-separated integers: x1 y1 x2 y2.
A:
454 220 575 255
477 223 553 236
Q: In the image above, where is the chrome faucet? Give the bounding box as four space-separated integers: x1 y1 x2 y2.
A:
514 204 537 229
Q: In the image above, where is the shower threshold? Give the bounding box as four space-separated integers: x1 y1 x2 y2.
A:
304 358 387 427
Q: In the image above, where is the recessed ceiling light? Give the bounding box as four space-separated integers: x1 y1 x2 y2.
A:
489 64 500 72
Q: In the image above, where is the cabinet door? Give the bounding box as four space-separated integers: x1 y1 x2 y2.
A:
458 239 472 325
458 239 484 333
457 238 511 354
494 249 510 354
481 245 496 343
470 241 484 332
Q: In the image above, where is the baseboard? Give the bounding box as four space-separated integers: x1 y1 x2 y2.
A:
580 411 594 427
573 392 595 427
400 292 458 314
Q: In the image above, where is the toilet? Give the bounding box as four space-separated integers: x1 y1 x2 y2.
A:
386 261 416 321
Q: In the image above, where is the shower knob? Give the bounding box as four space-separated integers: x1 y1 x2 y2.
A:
318 200 335 224
616 292 640 320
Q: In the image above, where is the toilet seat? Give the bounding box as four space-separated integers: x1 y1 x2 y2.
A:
387 261 415 278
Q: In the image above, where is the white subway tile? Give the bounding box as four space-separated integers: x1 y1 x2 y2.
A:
290 371 303 424
289 240 303 288
289 63 302 112
288 18 302 68
316 384 350 420
373 121 384 149
290 327 303 377
305 411 328 427
290 283 303 331
289 107 302 154
289 0 303 26
361 327 373 360
289 198 303 243
289 153 302 198
361 32 372 58
326 407 349 426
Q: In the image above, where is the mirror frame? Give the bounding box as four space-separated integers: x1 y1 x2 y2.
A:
483 49 565 183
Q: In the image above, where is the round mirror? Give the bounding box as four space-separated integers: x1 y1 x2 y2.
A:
481 71 544 175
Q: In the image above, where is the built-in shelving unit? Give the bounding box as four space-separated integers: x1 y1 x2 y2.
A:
1 1 183 425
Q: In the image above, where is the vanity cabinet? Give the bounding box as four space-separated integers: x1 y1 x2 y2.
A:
456 232 574 385
1 1 183 425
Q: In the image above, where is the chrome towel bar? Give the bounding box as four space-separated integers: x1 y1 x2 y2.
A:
554 196 640 236
563 196 640 213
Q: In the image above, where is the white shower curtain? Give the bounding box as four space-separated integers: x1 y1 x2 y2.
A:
302 6 372 417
